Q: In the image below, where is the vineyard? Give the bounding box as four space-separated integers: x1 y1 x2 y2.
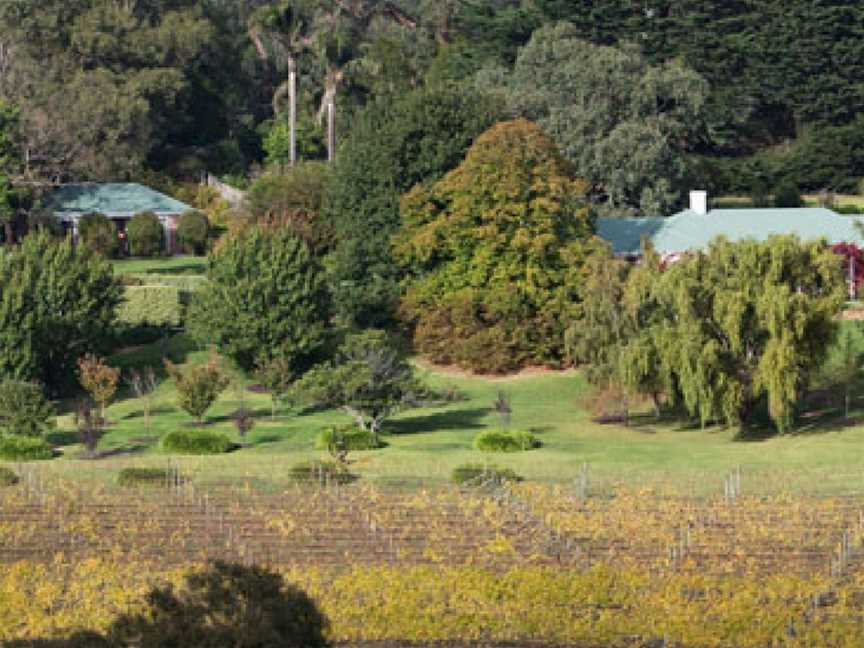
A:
4 466 864 646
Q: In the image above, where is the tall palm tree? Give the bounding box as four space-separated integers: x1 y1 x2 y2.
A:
248 1 316 167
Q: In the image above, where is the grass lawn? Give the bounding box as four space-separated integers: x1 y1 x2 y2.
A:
18 334 864 497
111 256 207 275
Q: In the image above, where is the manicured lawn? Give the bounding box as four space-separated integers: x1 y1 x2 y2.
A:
111 256 207 275
24 334 864 496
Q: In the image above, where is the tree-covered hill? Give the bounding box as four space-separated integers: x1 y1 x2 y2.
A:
1 0 863 206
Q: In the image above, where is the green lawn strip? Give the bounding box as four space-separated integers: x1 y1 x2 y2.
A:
35 334 864 495
111 256 207 275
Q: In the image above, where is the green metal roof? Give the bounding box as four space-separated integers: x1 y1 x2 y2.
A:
597 208 864 255
47 183 192 217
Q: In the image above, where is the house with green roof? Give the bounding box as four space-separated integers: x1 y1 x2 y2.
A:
47 183 193 254
597 191 864 258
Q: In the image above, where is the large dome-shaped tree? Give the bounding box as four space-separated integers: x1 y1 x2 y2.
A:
394 118 596 373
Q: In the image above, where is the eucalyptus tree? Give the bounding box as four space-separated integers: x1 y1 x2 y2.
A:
310 0 417 162
248 1 317 168
508 21 709 215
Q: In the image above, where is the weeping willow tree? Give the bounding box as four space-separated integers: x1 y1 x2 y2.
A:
572 235 845 432
651 235 844 432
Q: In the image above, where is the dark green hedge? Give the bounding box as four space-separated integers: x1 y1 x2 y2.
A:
473 429 540 453
118 467 186 487
288 459 356 484
315 425 384 451
160 430 232 455
451 463 522 486
0 435 54 461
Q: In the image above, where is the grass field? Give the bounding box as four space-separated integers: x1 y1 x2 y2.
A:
111 255 207 275
17 330 864 496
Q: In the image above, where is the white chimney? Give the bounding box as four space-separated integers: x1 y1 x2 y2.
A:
689 190 708 215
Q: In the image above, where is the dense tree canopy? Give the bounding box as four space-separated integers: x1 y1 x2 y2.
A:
394 118 596 373
327 82 499 327
0 232 120 392
188 226 329 372
0 0 860 194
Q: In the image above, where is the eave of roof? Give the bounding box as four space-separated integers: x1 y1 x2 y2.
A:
597 208 864 255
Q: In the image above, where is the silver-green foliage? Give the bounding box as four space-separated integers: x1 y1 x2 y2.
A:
508 22 709 215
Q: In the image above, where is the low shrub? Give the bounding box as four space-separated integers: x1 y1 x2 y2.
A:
451 463 522 486
288 459 356 484
315 425 384 451
473 429 540 452
177 210 209 255
78 212 119 258
118 286 183 328
160 430 232 455
0 435 54 461
117 467 186 488
0 465 19 486
127 211 164 257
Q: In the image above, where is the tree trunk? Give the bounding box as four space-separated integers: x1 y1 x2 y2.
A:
846 385 850 419
327 94 336 163
651 392 662 419
3 221 14 245
288 56 297 167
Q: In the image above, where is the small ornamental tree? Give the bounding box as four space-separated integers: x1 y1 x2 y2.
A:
78 212 119 258
188 226 329 372
165 355 230 424
394 119 596 372
832 242 864 298
0 379 55 437
0 232 121 393
127 367 160 428
176 210 209 255
292 330 420 444
127 211 164 257
77 354 120 421
255 355 296 419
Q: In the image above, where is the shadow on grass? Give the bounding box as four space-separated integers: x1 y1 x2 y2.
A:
92 443 151 459
386 407 489 435
145 262 207 275
109 333 197 375
45 430 80 446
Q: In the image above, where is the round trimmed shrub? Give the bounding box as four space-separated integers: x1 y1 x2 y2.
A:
451 463 522 486
176 210 209 255
127 211 164 257
161 429 232 455
78 212 119 258
288 459 355 484
118 467 186 487
0 435 54 461
473 429 540 452
315 425 384 451
0 466 19 486
774 179 804 208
